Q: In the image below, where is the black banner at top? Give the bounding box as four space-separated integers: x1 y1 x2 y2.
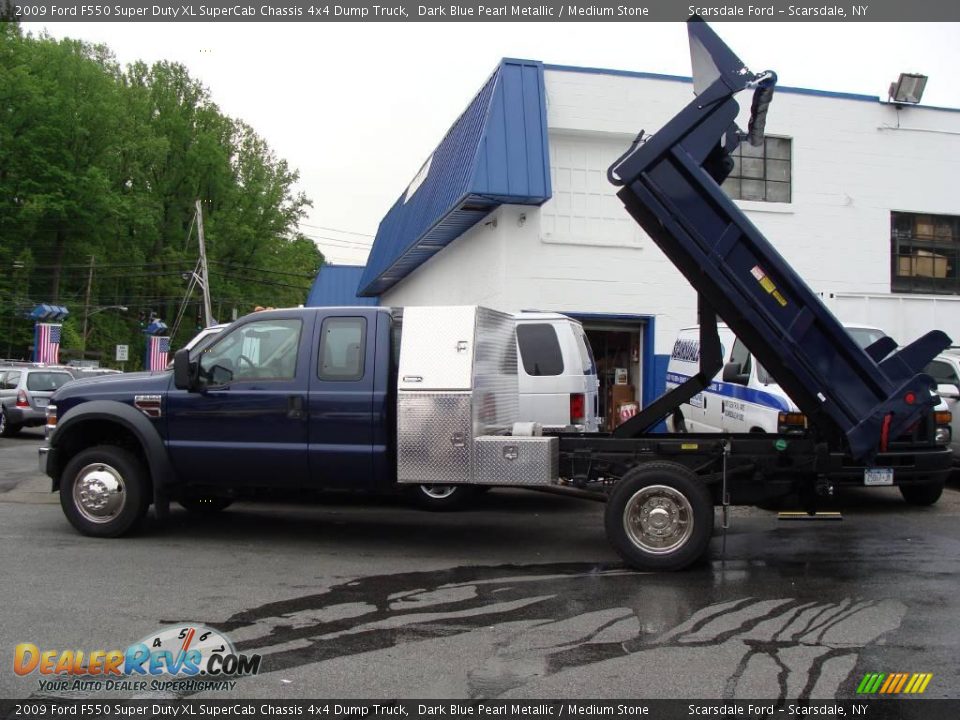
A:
2 0 959 22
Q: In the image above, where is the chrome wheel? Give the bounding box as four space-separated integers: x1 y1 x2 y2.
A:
622 483 694 555
72 463 128 524
420 484 458 500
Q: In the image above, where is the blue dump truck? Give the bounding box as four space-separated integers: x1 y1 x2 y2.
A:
40 20 952 571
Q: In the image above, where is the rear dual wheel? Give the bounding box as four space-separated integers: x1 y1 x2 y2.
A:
605 461 714 571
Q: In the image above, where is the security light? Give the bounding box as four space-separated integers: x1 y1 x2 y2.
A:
888 73 928 104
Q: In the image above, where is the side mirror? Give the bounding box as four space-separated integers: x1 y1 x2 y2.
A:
173 348 197 391
722 361 748 385
937 383 960 401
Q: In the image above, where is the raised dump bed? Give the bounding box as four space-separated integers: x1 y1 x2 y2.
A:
609 18 950 460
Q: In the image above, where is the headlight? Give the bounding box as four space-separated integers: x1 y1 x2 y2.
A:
935 425 951 445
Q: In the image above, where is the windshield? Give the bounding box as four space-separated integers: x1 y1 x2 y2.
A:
847 327 888 350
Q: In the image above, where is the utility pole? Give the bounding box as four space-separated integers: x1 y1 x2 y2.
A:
195 199 214 328
81 255 95 357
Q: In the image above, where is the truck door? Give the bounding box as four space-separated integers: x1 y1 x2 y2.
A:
305 310 375 490
165 314 312 488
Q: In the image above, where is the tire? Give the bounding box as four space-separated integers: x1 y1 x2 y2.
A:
178 496 233 514
0 409 20 438
900 481 944 506
604 461 714 571
409 484 478 511
59 446 150 537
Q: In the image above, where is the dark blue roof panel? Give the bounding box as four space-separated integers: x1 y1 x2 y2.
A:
358 59 551 297
305 264 378 307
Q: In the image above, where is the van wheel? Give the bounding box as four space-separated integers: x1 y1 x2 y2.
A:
59 446 150 537
672 411 688 433
605 461 713 571
410 484 478 511
900 481 944 506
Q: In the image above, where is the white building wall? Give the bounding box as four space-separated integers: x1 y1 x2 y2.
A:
384 66 960 356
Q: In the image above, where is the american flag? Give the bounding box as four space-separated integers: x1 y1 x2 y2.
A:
34 323 62 364
147 336 170 372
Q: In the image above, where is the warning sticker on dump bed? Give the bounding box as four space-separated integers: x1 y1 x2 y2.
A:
751 265 788 307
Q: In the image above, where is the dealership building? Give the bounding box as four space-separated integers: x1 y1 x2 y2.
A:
306 58 960 430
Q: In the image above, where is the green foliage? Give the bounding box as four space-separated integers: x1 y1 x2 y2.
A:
0 23 323 365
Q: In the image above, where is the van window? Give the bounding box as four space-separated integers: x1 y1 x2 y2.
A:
928 360 959 385
573 326 597 375
517 324 564 376
730 338 752 376
756 362 774 385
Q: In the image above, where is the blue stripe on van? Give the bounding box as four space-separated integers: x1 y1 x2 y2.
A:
665 372 793 412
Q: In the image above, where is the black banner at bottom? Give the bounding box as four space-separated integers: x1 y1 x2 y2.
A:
3 700 960 720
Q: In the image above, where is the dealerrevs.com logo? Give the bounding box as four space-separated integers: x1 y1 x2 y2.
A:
14 624 262 693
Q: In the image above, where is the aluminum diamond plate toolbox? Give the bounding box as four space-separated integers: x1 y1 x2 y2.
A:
397 306 519 484
474 436 558 486
398 393 473 484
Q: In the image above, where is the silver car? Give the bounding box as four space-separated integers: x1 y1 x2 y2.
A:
0 367 75 436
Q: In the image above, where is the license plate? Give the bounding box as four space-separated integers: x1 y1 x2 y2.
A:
34 398 48 408
864 467 894 486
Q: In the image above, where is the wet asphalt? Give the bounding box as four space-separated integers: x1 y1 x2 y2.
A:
1 428 958 700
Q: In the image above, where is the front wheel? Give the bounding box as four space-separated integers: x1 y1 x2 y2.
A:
409 484 478 511
59 446 150 537
900 481 944 506
604 461 713 571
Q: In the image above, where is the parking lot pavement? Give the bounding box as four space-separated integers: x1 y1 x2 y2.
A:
2 431 959 700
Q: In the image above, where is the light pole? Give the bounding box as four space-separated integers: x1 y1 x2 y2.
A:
81 305 128 357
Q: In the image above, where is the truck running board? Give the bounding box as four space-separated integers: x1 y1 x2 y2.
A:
609 18 950 460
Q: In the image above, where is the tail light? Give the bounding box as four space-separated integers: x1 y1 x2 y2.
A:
16 390 29 408
777 412 806 434
570 393 585 425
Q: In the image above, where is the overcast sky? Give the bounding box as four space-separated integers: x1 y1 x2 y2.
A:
34 21 960 265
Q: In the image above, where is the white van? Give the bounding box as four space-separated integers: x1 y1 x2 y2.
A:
665 323 888 435
515 312 600 432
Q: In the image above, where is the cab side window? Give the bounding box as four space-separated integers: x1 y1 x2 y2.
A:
199 319 302 384
318 317 366 382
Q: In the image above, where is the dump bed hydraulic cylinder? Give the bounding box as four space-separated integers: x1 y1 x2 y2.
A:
609 18 950 460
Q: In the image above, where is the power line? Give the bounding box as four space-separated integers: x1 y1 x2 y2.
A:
298 222 374 238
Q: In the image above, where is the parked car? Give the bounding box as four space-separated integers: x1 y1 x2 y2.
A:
925 349 960 461
0 367 75 436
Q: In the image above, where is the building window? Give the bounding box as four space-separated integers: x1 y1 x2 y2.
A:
722 136 792 203
891 212 960 295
